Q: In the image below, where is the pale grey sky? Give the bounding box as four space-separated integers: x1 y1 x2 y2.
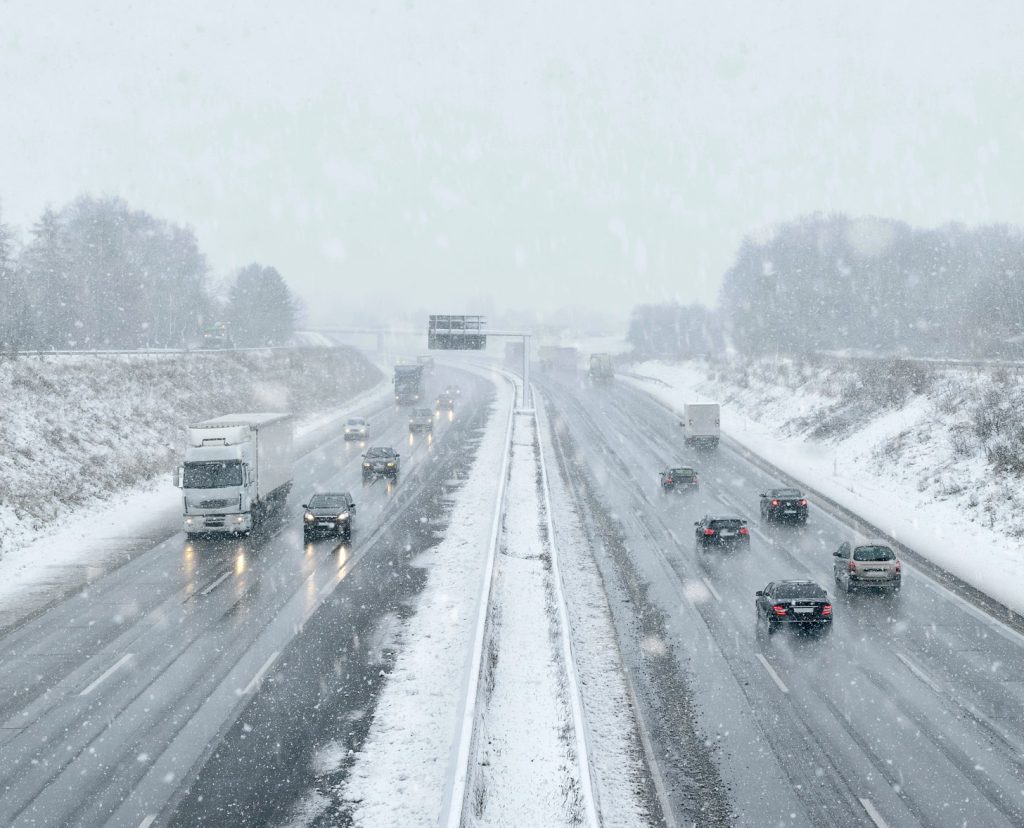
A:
1 1 1022 326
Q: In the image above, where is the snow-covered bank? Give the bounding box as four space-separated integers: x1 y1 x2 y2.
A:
625 358 1024 616
0 347 382 558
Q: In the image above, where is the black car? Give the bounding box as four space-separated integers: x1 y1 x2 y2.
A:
303 492 356 541
760 487 809 524
436 393 455 411
694 515 750 551
660 466 699 493
362 446 400 481
446 384 462 398
756 580 832 634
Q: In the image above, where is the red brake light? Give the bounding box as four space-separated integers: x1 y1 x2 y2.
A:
703 528 715 536
771 499 779 506
848 560 857 572
822 604 832 616
799 499 808 506
666 478 672 483
895 560 901 573
739 527 749 536
772 605 788 616
693 476 699 483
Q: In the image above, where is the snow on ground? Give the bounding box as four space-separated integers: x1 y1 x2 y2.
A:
537 398 654 827
624 359 1024 617
0 363 390 629
467 410 580 827
328 374 515 827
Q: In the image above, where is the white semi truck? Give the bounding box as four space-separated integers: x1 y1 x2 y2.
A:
176 412 294 537
682 403 720 449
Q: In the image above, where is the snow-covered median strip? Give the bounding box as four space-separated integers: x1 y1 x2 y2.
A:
624 359 1024 617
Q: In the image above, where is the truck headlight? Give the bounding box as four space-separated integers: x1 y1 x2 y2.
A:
185 518 193 525
235 516 244 523
304 512 315 522
337 511 349 521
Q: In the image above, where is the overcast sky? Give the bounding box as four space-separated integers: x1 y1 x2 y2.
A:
1 1 1022 327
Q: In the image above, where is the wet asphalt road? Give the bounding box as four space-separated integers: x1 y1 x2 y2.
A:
540 373 1024 828
0 367 492 828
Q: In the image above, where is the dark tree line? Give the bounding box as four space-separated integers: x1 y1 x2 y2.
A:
0 197 299 351
629 213 1024 359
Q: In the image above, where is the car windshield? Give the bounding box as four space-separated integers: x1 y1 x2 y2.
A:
366 448 392 458
308 494 347 509
183 460 242 488
773 583 826 600
854 545 896 562
413 408 432 417
347 418 365 426
710 519 742 529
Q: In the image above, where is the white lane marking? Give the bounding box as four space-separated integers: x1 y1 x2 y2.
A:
859 797 890 828
137 817 156 828
755 653 789 693
199 571 231 596
667 529 680 545
243 651 279 695
895 652 941 694
317 579 337 601
80 653 134 696
701 577 722 602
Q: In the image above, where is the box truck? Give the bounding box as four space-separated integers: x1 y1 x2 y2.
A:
394 363 425 405
176 412 294 537
682 403 720 449
589 353 614 383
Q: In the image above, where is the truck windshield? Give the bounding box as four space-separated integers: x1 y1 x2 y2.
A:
183 460 243 488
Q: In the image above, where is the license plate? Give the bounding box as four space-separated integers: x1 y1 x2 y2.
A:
784 510 797 515
793 607 814 614
318 522 333 527
720 530 735 537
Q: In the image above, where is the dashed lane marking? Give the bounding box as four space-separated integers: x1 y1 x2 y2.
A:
199 571 231 596
80 653 134 696
755 653 789 693
859 797 890 828
895 652 941 694
701 577 722 602
242 651 279 695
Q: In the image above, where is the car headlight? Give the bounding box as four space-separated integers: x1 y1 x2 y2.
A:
363 462 371 468
337 511 349 521
387 462 396 467
185 518 193 525
304 512 315 522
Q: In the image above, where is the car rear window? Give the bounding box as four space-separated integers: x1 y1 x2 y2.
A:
771 489 801 498
670 468 695 477
710 519 742 529
773 583 826 600
854 545 895 561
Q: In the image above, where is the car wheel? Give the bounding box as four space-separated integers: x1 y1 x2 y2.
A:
844 577 853 594
766 617 778 635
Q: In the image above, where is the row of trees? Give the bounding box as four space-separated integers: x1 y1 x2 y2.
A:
0 197 299 350
629 214 1024 358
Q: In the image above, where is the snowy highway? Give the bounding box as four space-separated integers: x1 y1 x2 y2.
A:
0 367 496 827
540 373 1024 827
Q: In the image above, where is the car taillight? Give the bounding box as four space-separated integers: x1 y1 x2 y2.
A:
771 499 779 506
666 478 672 484
822 604 832 616
799 499 808 506
848 560 857 572
739 527 749 536
772 605 788 616
703 528 715 536
894 560 901 573
693 476 699 483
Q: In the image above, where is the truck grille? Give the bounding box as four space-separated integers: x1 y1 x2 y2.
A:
196 498 231 509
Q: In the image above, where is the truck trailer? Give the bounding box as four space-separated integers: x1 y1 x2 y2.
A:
588 353 614 383
394 363 425 405
176 412 294 537
682 403 720 449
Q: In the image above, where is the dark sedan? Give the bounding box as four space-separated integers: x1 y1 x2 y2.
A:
694 515 750 551
660 466 699 493
436 393 455 411
303 492 356 541
362 446 400 482
756 580 832 634
760 487 809 524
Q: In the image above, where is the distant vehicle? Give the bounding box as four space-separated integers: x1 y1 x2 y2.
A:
694 515 749 551
343 417 369 441
362 446 400 482
302 492 356 542
176 413 293 538
409 407 434 433
393 363 425 405
682 403 720 448
660 466 699 493
416 355 435 372
538 345 579 373
588 353 614 383
199 324 233 349
756 580 833 635
833 541 901 594
760 487 808 524
436 392 455 411
445 384 462 398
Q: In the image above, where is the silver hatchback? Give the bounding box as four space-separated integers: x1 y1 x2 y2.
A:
833 540 901 594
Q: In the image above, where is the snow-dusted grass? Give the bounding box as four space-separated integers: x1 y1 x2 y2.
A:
626 358 1024 616
0 348 382 558
332 374 515 827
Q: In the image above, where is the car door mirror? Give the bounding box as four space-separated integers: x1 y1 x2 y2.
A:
759 493 766 498
301 504 308 509
833 550 844 557
693 521 700 526
755 590 764 597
